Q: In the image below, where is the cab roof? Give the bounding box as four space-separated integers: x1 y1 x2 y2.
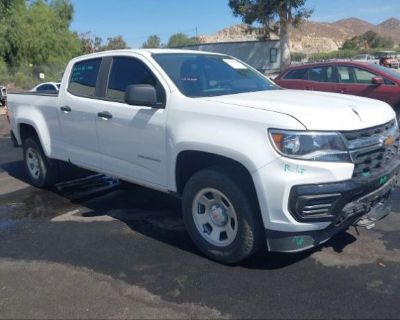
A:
72 48 226 62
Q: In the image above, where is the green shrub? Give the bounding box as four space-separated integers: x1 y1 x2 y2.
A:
309 50 357 62
0 59 9 85
291 52 307 62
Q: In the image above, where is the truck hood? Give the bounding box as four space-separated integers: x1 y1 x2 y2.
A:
201 89 395 131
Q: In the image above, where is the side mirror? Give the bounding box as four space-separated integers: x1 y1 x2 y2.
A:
372 77 384 85
125 84 158 107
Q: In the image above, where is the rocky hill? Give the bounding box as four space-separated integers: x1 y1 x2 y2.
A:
199 18 400 54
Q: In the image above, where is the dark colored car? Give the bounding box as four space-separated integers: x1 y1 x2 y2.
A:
275 61 400 116
0 86 6 107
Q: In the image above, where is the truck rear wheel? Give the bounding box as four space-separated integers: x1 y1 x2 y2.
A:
23 137 59 188
182 167 263 264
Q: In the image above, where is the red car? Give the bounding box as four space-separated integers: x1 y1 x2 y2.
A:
275 61 400 116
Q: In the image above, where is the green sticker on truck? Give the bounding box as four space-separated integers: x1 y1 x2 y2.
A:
379 175 388 185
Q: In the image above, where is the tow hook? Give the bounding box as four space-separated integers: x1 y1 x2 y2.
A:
354 198 393 229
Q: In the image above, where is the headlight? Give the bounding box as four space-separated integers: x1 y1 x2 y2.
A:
269 129 351 162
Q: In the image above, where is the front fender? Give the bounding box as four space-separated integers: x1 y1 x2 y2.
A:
168 122 279 191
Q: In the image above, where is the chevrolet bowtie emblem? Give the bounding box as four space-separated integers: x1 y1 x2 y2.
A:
384 136 395 147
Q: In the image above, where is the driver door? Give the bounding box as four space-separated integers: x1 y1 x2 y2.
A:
94 56 168 187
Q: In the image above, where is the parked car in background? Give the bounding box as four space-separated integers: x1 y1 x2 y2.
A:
31 82 61 92
376 51 399 69
0 86 7 106
275 61 400 116
351 54 379 64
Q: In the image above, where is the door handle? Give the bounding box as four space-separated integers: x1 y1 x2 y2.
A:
60 106 71 113
97 111 113 120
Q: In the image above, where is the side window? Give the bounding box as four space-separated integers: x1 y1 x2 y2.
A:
36 85 47 91
353 67 377 84
270 48 278 63
284 68 308 80
337 66 355 84
69 58 102 97
37 84 55 91
106 57 164 103
309 66 334 82
384 78 396 86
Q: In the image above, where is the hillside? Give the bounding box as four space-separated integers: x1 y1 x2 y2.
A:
200 18 400 54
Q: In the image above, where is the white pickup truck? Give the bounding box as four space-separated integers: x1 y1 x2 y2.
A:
6 49 400 263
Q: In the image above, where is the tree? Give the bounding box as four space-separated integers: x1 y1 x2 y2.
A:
167 33 198 48
79 33 128 53
228 0 313 70
0 0 136 88
100 35 129 51
50 0 74 27
142 35 162 48
342 30 394 50
79 32 102 54
0 0 81 67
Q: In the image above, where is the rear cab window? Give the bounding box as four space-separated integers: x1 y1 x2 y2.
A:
68 58 102 97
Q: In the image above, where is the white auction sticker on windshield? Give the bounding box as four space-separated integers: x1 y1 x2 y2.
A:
223 59 248 69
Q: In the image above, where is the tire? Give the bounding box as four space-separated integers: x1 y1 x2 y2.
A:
182 166 264 264
23 137 59 188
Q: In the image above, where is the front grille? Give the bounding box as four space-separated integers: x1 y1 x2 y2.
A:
342 120 396 141
341 120 400 178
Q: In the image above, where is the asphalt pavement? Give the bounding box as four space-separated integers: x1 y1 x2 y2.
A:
0 113 399 319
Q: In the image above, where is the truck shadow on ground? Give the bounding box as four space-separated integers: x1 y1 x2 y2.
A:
1 158 358 270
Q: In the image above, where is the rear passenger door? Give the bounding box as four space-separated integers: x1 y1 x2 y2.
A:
94 56 169 187
59 58 104 168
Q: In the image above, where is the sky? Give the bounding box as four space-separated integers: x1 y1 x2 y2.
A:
70 0 400 48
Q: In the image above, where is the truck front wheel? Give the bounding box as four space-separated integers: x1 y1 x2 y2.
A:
23 137 59 188
182 167 263 264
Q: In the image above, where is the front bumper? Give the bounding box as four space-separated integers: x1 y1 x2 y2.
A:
266 160 400 253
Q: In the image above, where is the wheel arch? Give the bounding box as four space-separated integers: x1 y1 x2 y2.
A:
16 118 51 156
175 150 257 198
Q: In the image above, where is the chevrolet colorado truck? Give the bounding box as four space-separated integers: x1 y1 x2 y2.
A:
6 49 400 263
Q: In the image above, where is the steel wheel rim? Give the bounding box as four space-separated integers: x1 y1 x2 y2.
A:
192 188 238 247
26 148 41 179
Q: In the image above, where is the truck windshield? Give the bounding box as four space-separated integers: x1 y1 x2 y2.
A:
152 53 277 97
